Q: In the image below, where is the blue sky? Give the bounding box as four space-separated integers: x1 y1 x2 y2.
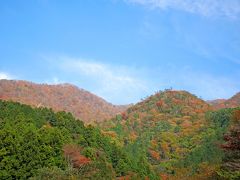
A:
0 0 240 104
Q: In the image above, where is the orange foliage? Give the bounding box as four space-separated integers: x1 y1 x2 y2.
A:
194 109 204 113
160 174 169 180
129 132 138 141
144 176 150 180
233 109 240 122
151 139 158 148
149 149 160 160
181 120 192 128
101 130 117 138
161 142 169 153
182 116 191 121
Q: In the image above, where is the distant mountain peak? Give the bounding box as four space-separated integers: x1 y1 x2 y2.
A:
208 92 240 109
127 90 211 116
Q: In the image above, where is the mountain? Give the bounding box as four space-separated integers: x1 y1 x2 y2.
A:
101 90 211 137
208 92 240 110
1 86 239 179
0 79 128 123
100 90 229 179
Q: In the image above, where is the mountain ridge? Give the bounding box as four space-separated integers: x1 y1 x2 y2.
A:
0 79 129 123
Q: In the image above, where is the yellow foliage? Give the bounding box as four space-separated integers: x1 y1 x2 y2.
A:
101 130 117 138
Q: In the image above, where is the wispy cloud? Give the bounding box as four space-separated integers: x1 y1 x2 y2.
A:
44 77 64 85
0 72 14 80
48 56 152 104
42 55 240 104
126 0 240 19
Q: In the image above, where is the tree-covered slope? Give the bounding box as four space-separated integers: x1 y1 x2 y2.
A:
100 90 240 179
0 100 156 179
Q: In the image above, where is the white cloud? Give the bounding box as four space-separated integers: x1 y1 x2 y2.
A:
0 72 13 80
126 0 240 19
45 77 64 85
54 57 151 104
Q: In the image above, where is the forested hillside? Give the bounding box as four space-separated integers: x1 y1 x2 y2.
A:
100 90 240 179
208 92 240 110
0 90 239 179
0 80 128 123
0 100 156 179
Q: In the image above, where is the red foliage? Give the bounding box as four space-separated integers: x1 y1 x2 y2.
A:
221 130 240 151
118 175 131 180
0 80 130 123
121 112 128 120
63 144 91 168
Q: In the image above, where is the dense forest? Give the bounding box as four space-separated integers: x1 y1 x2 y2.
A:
0 90 240 179
0 100 156 179
99 90 240 179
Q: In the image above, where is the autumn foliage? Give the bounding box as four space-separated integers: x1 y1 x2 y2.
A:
209 92 240 110
0 79 129 123
100 90 218 179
